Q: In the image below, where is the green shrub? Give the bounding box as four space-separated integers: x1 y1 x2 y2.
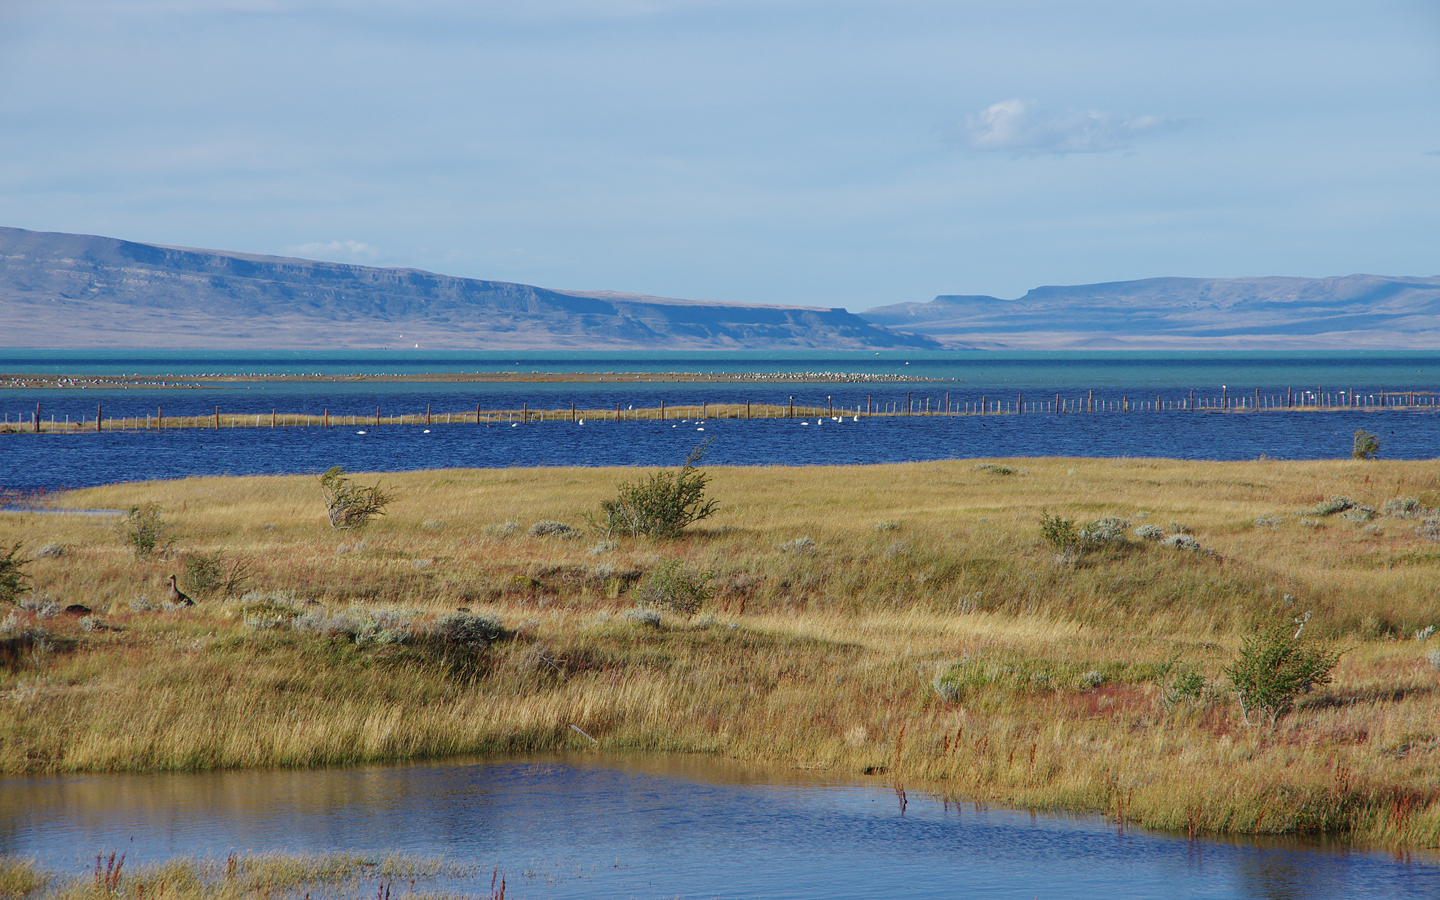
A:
0 542 29 604
594 443 718 539
318 466 392 529
1039 511 1081 554
183 551 251 599
118 503 172 558
633 559 712 616
1224 621 1340 725
1352 429 1380 460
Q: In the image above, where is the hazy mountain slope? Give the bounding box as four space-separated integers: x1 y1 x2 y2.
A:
860 276 1440 349
0 227 936 350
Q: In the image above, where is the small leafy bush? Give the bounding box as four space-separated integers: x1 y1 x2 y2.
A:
1252 517 1283 527
33 544 63 559
1134 524 1165 541
594 443 718 539
0 542 29 605
318 466 392 529
1352 429 1380 460
1164 669 1207 704
118 503 172 558
1416 519 1440 543
632 559 712 617
1039 511 1081 554
529 521 581 539
1427 649 1440 673
1224 621 1339 725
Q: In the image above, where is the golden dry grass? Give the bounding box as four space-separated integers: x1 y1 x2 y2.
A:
3 457 1440 847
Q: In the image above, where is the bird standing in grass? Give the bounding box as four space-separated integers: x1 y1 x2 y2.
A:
167 574 194 606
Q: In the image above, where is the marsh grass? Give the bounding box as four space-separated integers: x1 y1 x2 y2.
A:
5 853 468 900
5 458 1440 846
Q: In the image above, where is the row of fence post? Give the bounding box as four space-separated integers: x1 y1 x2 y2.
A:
8 389 1438 432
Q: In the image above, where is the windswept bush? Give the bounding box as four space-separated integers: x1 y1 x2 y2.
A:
183 551 251 599
1224 621 1339 725
1352 429 1380 460
1133 524 1165 541
593 443 718 539
318 466 392 530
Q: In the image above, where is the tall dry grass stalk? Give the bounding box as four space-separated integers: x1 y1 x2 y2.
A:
3 458 1440 846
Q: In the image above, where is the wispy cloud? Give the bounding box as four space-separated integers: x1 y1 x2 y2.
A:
952 99 1180 156
284 239 383 263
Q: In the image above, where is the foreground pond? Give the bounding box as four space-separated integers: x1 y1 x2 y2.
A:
3 755 1435 899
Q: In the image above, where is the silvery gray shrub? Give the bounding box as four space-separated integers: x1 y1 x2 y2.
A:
1384 497 1425 519
1134 524 1165 541
1161 534 1200 551
529 521 581 538
1311 496 1355 516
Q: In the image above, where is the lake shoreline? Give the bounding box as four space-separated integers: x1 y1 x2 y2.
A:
2 459 1439 848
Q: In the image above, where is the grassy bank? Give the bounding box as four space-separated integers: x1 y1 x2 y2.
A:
3 458 1439 847
0 853 494 900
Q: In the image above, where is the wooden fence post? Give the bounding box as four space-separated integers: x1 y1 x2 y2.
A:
97 403 102 432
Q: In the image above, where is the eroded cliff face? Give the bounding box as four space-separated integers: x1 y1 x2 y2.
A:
860 275 1440 349
0 226 937 350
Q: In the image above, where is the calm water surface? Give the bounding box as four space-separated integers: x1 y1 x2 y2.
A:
4 350 1438 491
3 755 1435 900
1 411 1437 493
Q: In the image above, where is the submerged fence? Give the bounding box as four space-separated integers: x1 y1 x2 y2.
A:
3 388 1437 434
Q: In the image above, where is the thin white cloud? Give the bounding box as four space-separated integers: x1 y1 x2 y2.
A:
954 99 1180 156
284 240 384 263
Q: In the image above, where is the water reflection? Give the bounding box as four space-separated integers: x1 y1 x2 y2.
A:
2 754 1435 900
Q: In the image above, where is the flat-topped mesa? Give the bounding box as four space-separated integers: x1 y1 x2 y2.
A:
0 226 939 351
858 275 1440 349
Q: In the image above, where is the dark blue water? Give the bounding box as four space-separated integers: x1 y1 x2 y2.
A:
2 756 1434 900
3 350 1438 491
1 410 1436 492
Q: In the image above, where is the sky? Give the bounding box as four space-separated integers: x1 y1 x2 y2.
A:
0 0 1437 311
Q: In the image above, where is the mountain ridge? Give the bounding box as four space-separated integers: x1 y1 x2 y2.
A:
0 226 936 350
858 275 1440 349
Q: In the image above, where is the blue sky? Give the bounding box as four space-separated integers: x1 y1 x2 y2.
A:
1 0 1437 310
